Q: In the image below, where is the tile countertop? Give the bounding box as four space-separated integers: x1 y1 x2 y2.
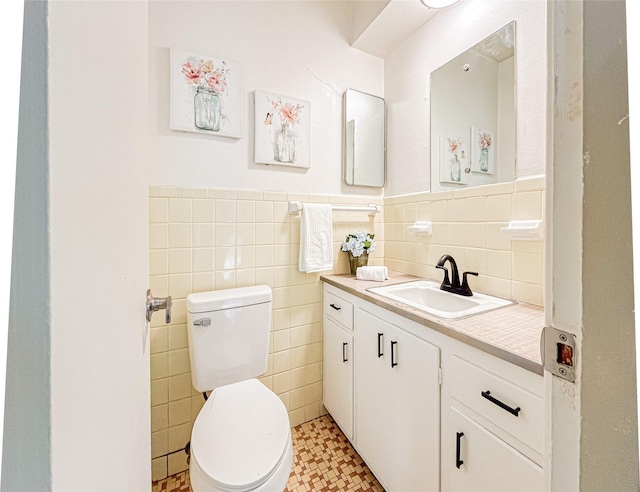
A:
321 272 545 375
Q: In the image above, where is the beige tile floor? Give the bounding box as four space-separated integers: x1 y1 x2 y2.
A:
152 415 384 492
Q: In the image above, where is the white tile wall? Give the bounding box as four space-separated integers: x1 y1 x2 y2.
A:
149 186 383 481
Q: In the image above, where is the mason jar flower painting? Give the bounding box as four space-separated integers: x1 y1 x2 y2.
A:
270 97 303 163
182 58 228 131
471 127 494 174
255 90 311 169
440 134 467 185
170 49 241 139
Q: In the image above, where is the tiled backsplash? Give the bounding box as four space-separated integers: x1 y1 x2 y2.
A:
383 177 545 306
148 186 384 481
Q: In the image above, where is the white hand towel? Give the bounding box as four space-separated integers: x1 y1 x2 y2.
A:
298 203 334 273
356 266 389 282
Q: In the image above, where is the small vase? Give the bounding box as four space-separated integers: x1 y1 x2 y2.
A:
194 86 221 132
349 252 369 276
274 121 296 163
480 147 489 172
450 154 461 182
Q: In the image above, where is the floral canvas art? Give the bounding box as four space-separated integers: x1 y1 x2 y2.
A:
471 126 494 174
440 134 468 185
170 49 241 139
255 90 311 168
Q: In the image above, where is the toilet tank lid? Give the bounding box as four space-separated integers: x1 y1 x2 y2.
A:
187 285 272 313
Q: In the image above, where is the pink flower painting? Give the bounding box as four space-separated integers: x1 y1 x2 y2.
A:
170 49 241 139
255 90 311 169
440 134 467 185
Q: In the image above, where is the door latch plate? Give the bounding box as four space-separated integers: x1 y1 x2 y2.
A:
541 326 576 382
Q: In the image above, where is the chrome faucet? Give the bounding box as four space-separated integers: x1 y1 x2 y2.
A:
435 254 478 297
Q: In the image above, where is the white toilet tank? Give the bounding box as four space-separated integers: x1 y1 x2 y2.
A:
186 285 272 393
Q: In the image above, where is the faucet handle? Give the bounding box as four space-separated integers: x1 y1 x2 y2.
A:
460 271 478 296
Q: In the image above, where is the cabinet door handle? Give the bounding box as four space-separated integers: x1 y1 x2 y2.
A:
391 340 398 367
377 332 384 358
329 303 341 311
456 432 464 469
342 342 348 363
481 390 521 417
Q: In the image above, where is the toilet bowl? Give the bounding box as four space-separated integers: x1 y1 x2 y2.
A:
190 379 292 491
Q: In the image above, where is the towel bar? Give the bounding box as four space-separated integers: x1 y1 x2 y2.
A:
288 201 380 217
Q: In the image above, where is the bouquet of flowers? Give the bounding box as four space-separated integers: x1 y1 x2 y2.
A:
479 131 493 150
182 58 229 94
341 231 376 258
448 136 461 154
266 96 304 128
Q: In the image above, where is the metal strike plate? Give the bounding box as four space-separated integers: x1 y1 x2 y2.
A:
541 326 576 382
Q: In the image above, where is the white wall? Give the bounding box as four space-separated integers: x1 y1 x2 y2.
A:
384 0 546 196
149 1 384 196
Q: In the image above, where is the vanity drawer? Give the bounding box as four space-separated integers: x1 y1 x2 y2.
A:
449 355 544 455
324 290 354 330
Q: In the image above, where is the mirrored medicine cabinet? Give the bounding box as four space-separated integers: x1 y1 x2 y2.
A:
430 21 516 191
343 88 386 188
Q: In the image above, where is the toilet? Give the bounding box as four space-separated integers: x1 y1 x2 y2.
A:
187 285 293 492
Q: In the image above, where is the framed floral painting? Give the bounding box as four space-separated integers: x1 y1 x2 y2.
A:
254 90 311 169
169 49 241 139
439 134 468 185
471 126 494 174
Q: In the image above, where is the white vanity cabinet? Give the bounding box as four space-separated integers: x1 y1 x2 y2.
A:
354 307 441 492
322 289 354 440
322 281 544 492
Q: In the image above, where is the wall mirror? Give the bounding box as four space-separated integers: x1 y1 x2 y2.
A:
430 21 516 191
344 88 386 188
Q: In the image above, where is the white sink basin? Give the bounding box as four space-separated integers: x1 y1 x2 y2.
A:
367 280 514 319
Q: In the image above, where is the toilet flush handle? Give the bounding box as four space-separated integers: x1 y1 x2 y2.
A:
146 289 172 323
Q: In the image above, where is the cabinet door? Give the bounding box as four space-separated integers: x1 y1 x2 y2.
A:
323 318 354 440
388 327 441 492
445 407 543 492
354 309 391 486
355 308 441 492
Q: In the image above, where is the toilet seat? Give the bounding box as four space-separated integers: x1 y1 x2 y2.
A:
191 379 291 491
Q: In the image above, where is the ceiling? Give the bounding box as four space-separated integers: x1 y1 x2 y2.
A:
350 0 440 58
